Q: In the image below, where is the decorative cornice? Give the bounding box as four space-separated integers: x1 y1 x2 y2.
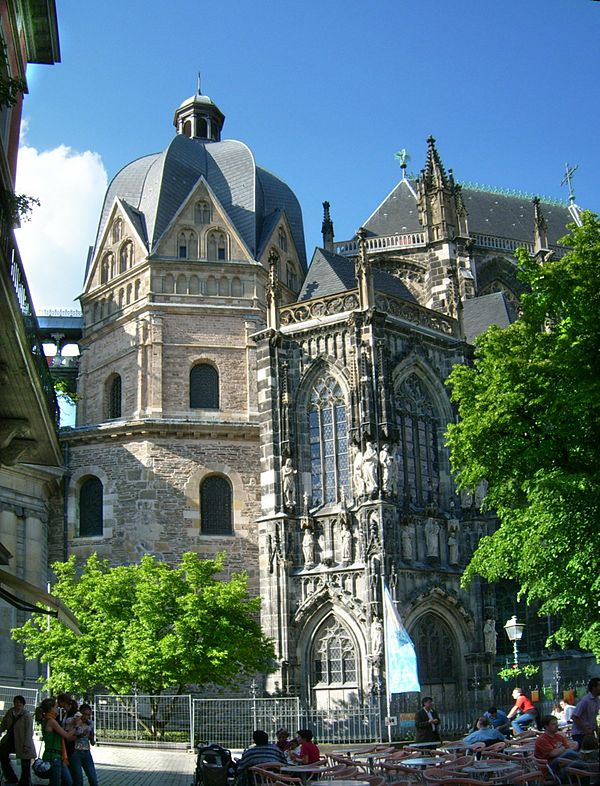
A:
60 418 259 445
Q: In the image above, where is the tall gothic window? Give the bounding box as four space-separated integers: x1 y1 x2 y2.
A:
395 375 440 507
278 228 288 252
108 374 122 419
79 476 103 537
200 475 232 535
312 618 357 686
190 363 219 409
111 218 122 244
413 613 456 684
178 230 197 259
308 375 349 506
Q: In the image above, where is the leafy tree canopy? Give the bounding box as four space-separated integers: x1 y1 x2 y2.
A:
13 552 275 696
446 211 600 659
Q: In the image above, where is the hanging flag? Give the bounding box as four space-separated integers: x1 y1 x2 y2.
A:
383 582 421 693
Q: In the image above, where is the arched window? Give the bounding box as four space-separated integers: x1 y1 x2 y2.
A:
111 219 122 244
190 363 219 409
278 228 288 252
231 277 243 297
308 374 349 506
134 280 141 300
100 254 111 284
183 120 192 138
194 200 212 225
189 274 200 295
312 618 357 686
200 475 232 535
207 230 227 261
197 118 208 138
119 240 133 272
218 276 229 296
79 476 103 537
108 374 122 419
413 613 457 684
206 276 217 295
176 274 187 294
395 375 440 507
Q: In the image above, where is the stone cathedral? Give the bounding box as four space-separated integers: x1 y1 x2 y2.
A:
53 87 574 709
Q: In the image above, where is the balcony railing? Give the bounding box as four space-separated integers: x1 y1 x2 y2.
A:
0 205 59 426
335 231 426 256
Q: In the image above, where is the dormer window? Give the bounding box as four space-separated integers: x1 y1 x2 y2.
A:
112 219 122 244
287 262 297 291
278 229 288 252
194 201 212 225
207 230 227 262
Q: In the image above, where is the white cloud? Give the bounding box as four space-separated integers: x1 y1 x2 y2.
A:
15 144 108 312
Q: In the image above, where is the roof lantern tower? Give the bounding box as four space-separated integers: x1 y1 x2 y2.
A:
173 74 225 142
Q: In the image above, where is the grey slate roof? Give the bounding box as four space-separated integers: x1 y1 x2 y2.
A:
363 178 572 246
462 292 516 344
92 135 306 270
299 248 417 303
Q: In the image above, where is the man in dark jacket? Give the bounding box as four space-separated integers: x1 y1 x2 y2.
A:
415 696 441 743
0 695 35 785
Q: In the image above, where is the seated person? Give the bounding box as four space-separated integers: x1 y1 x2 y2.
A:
534 714 587 783
288 730 320 764
559 700 576 725
463 717 506 746
235 729 286 786
484 706 510 735
274 728 293 753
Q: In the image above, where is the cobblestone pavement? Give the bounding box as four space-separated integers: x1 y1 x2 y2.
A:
91 745 196 786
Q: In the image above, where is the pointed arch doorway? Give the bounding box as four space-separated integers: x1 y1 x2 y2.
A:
413 612 460 705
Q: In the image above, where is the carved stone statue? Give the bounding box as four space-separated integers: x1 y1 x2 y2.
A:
370 617 383 660
302 527 315 568
362 441 378 495
424 517 440 559
474 479 489 510
352 445 364 499
379 443 397 496
282 457 297 508
401 519 414 562
484 618 497 654
341 522 353 564
447 518 460 565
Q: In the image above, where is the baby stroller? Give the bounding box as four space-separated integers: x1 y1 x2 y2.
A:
193 743 236 786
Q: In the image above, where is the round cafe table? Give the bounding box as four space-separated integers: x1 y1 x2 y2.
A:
401 757 451 769
461 760 521 781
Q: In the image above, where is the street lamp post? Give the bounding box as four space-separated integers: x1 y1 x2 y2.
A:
504 615 525 668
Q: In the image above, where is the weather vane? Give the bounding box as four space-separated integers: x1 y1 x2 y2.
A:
395 149 410 178
561 162 578 204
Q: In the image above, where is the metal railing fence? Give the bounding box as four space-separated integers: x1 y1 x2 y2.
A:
94 694 193 749
0 684 39 712
193 697 301 749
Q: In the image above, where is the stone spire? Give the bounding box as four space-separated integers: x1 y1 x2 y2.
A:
533 197 551 261
416 136 466 243
321 201 334 252
266 248 280 330
355 227 375 311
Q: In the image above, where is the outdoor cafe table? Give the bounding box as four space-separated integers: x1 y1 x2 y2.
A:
281 766 369 784
460 760 522 781
401 757 452 769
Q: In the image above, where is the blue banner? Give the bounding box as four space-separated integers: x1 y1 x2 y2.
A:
383 582 421 693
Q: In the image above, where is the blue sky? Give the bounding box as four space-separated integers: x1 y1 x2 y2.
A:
17 0 600 311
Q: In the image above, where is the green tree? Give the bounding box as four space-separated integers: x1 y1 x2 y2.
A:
446 211 600 659
13 552 275 698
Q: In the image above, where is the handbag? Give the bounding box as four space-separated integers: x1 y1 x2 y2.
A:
32 739 52 779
